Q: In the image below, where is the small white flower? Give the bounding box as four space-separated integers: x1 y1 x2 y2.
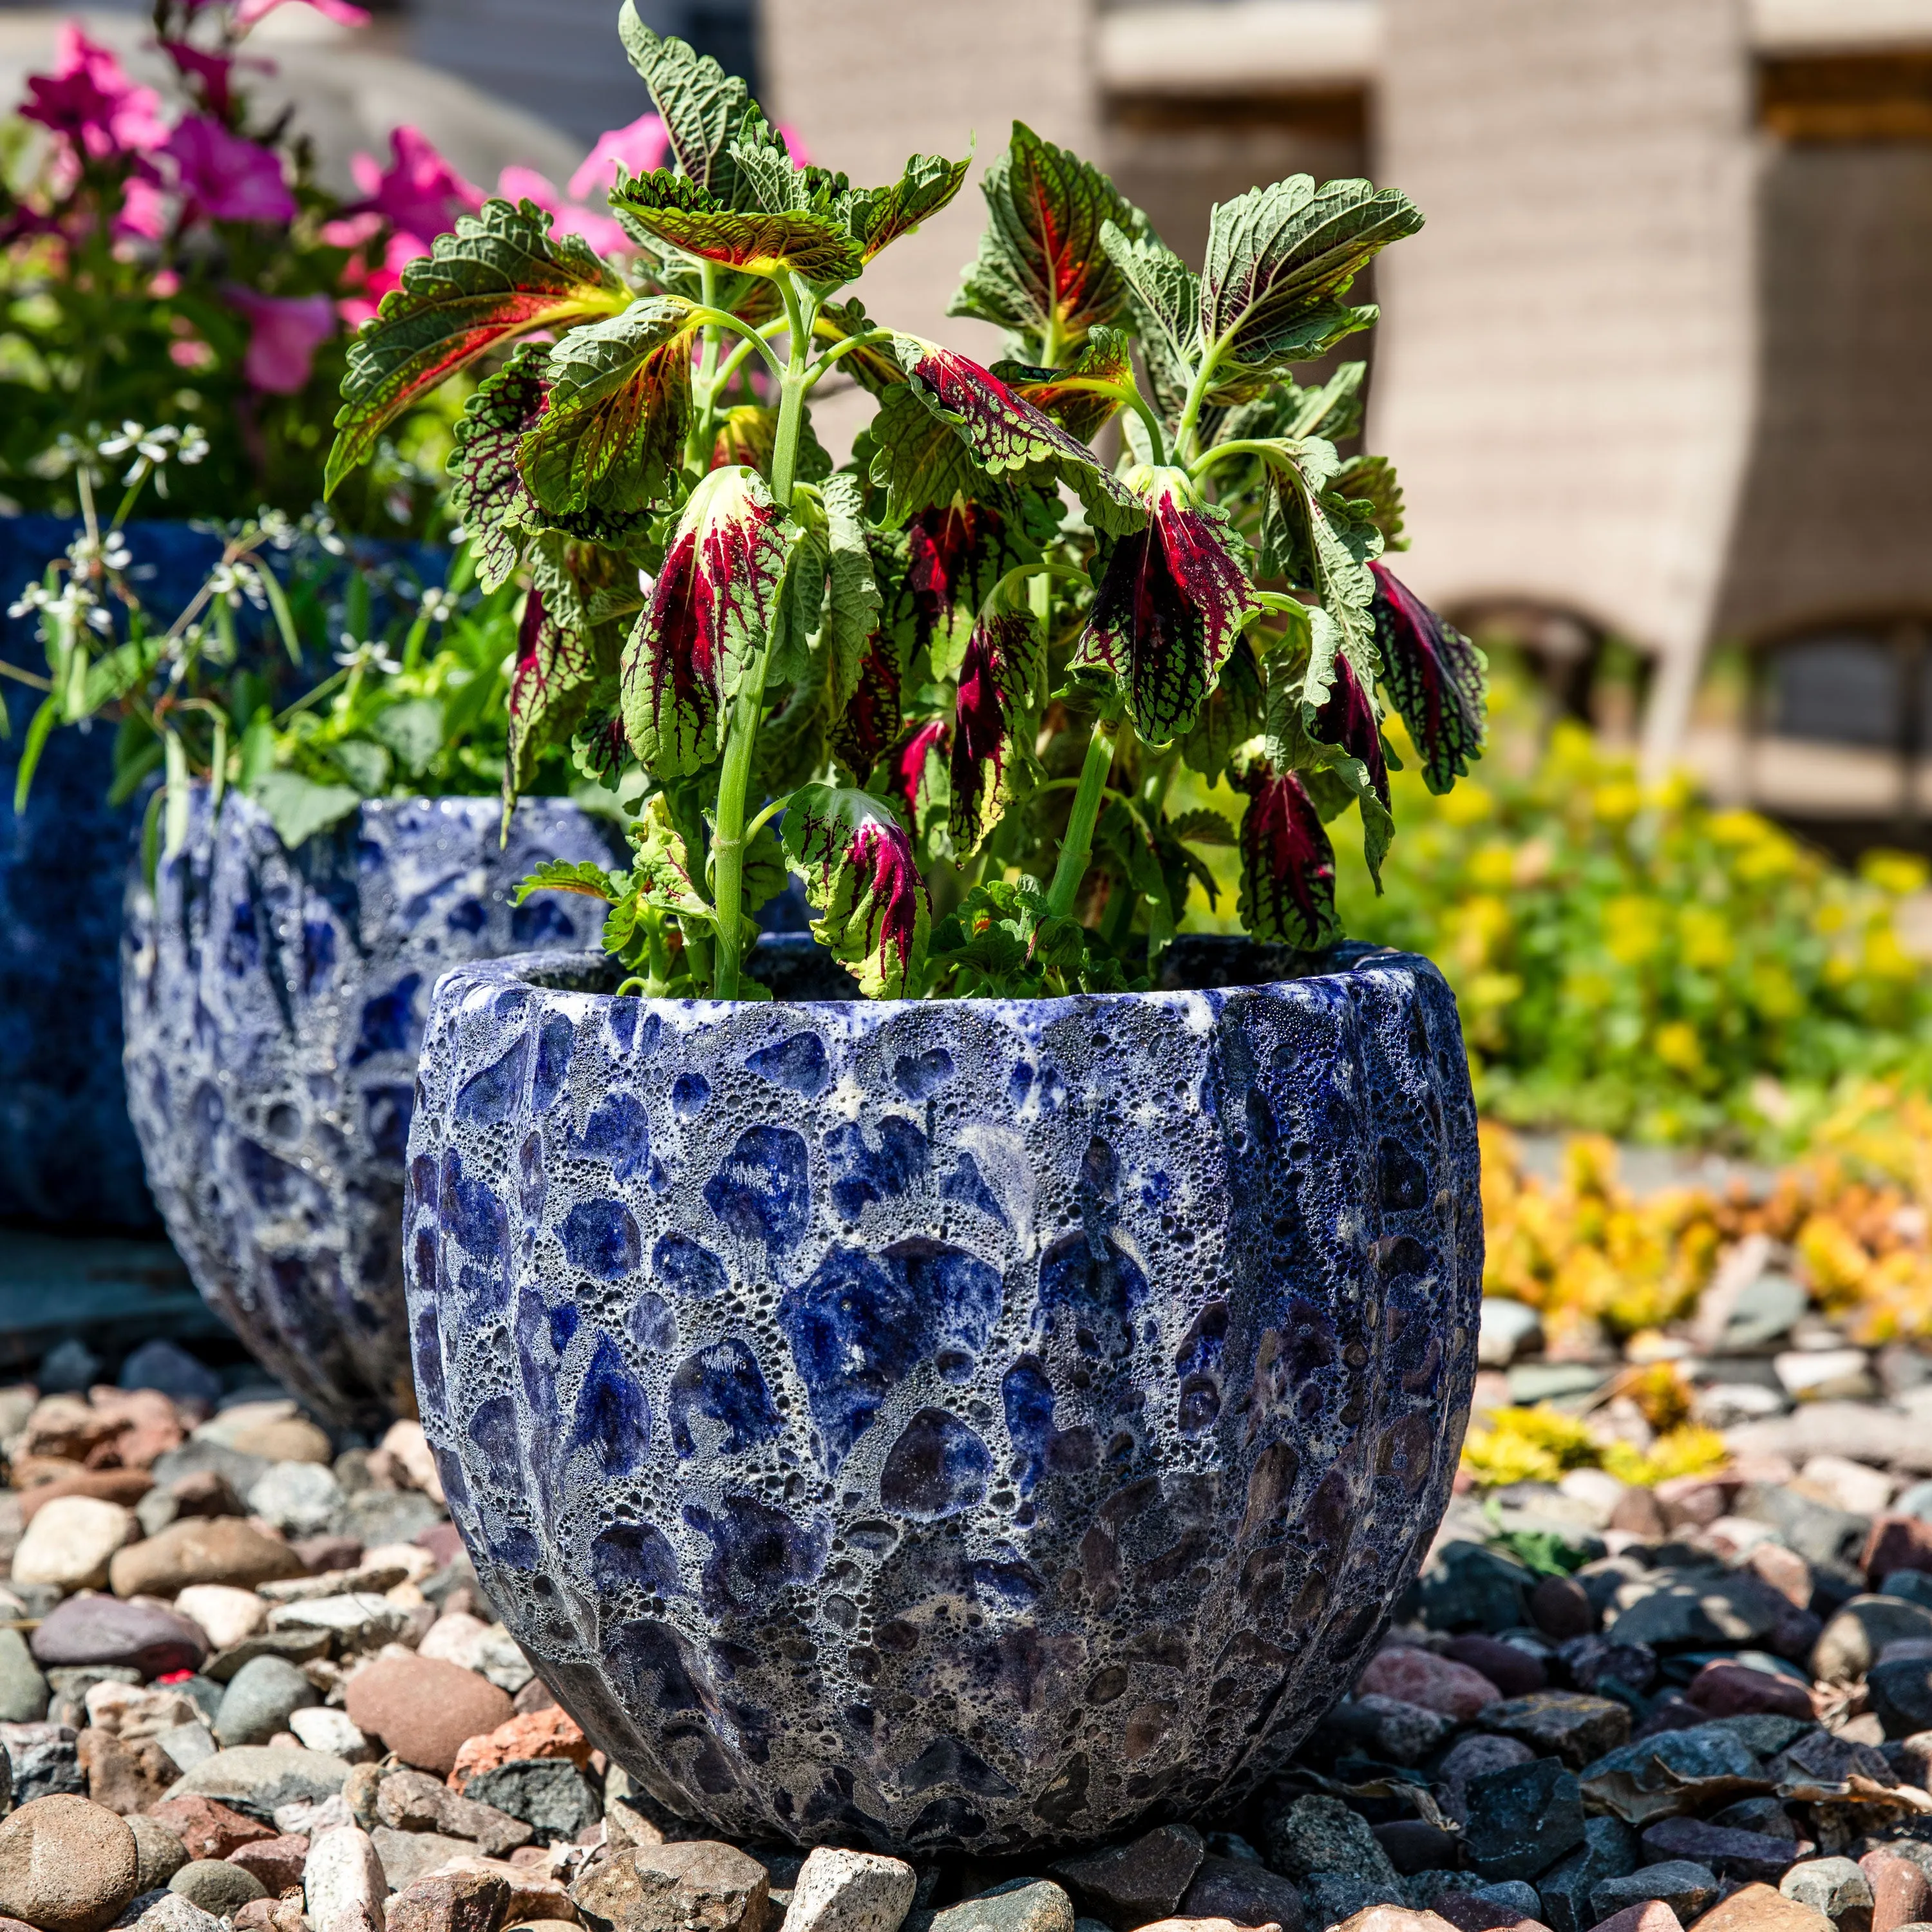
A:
176 427 210 466
334 636 402 676
98 421 147 459
418 585 455 625
7 584 50 619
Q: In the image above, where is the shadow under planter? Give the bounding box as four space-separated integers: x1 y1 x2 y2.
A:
120 788 626 1429
403 941 1484 1854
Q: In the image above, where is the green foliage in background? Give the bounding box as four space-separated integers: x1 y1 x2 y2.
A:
1331 682 1932 1151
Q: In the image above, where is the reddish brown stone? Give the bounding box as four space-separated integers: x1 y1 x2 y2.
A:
1436 1895 1551 1932
1654 1477 1732 1531
1860 1853 1930 1932
17 1472 153 1522
1745 1544 1814 1610
75 1729 171 1815
1685 1661 1814 1722
168 1469 243 1518
1866 1517 1932 1586
1052 1824 1204 1927
228 1835 310 1897
146 1797 275 1862
448 1707 592 1791
346 1655 514 1777
1529 1577 1595 1640
1609 1488 1668 1539
1685 1884 1832 1932
1444 1635 1548 1698
1357 1647 1502 1720
385 1871 511 1932
1587 1906 1682 1932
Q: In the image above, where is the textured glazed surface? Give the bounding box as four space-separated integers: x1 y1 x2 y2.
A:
405 946 1482 1855
121 790 623 1426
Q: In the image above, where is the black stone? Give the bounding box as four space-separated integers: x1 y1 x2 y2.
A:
462 1759 601 1842
1536 1817 1639 1932
1463 1756 1586 1881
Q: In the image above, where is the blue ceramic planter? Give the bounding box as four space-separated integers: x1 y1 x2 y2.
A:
403 942 1482 1854
120 788 625 1428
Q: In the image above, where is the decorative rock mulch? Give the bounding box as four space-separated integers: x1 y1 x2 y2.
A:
12 1340 1932 1932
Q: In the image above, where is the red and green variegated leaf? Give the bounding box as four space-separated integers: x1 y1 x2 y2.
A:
1071 466 1258 743
1099 221 1200 428
865 381 1056 535
845 151 972 262
1178 632 1263 786
830 627 907 779
949 121 1148 358
895 496 1056 676
990 325 1137 444
707 404 834 484
1277 621 1392 887
619 465 790 779
611 171 864 281
888 719 950 828
1237 767 1340 952
893 338 1145 536
1311 647 1390 810
505 585 599 810
782 782 931 999
448 348 654 587
1201 175 1422 380
949 609 1045 853
1371 562 1488 794
520 298 701 526
617 5 748 202
327 199 626 497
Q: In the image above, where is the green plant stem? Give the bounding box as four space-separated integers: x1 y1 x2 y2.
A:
710 272 811 1002
1172 350 1224 464
1045 707 1119 920
803 327 894 388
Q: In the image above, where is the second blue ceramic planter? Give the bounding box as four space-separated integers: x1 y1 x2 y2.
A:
120 789 625 1428
403 942 1482 1853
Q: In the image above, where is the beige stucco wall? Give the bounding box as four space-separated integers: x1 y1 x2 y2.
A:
1370 0 1760 760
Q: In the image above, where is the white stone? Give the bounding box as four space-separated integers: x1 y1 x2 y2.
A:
1478 1298 1542 1368
1556 1468 1627 1525
135 1893 225 1932
469 1625 534 1693
1801 1455 1897 1517
1694 1381 1790 1427
289 1706 376 1762
84 1679 199 1740
305 1823 386 1932
175 1583 269 1650
278 1794 355 1838
249 1460 344 1537
155 1720 217 1773
361 1542 437 1584
1776 1349 1872 1397
194 1399 298 1446
782 1848 918 1932
12 1495 137 1591
378 1421 445 1504
267 1593 412 1649
417 1610 490 1667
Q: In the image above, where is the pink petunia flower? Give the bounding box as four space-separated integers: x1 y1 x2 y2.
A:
159 42 270 120
116 174 172 242
232 0 372 26
225 288 336 393
21 26 167 162
164 115 296 223
498 165 628 259
348 125 480 243
565 113 668 201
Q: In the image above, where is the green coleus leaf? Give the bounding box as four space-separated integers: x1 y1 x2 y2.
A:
511 858 624 905
1170 807 1237 847
990 325 1137 443
611 171 865 281
326 199 627 496
1070 466 1258 743
629 791 714 925
618 5 748 202
949 607 1045 854
844 151 972 263
819 473 883 714
707 403 832 482
1370 562 1488 793
1255 437 1382 692
782 782 932 999
249 769 361 850
1336 453 1405 552
891 338 1146 536
520 297 703 529
1200 175 1422 381
1099 220 1200 427
1236 765 1340 952
619 464 791 778
1178 632 1262 787
949 121 1148 358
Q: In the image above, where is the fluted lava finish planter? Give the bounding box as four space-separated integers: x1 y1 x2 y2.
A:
121 789 625 1428
404 942 1482 1853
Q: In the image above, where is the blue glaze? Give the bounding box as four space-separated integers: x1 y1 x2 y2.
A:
403 943 1483 1855
120 787 624 1426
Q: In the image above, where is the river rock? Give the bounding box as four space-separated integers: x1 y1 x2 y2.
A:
0 1630 48 1723
2 1722 83 1803
228 1833 311 1896
11 1501 136 1593
213 1656 319 1748
1266 1795 1402 1888
1690 1885 1836 1932
288 1707 375 1761
374 1768 533 1857
172 1587 267 1652
108 1520 305 1599
572 1841 773 1932
1441 1736 1537 1821
386 1871 511 1932
1589 1868 1719 1927
170 1860 268 1916
126 1815 189 1892
782 1850 916 1932
0 1795 140 1932
247 1464 342 1539
1637 1818 1799 1883
164 1745 354 1812
1819 1599 1932 1684
1780 1859 1873 1929
373 1828 477 1893
1180 1857 1307 1932
30 1597 208 1679
305 1823 386 1932
1463 1758 1586 1880
924 1882 1074 1932
1481 1694 1631 1768
450 1709 592 1789
146 1797 273 1861
1052 1826 1203 1927
345 1657 512 1777
1359 1648 1504 1720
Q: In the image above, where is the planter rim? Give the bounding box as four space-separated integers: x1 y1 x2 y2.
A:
431 936 1439 1020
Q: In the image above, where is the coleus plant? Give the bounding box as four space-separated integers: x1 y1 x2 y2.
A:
324 8 1490 1001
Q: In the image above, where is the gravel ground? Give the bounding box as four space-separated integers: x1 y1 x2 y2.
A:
6 1327 1932 1932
